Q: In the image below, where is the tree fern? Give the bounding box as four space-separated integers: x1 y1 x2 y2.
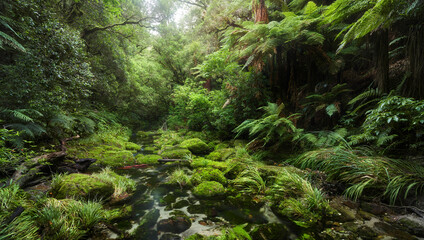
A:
0 15 25 52
234 102 301 148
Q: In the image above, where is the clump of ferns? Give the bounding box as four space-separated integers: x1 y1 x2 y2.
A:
290 146 424 204
167 168 191 189
232 165 268 195
384 160 424 205
289 146 390 201
267 169 331 228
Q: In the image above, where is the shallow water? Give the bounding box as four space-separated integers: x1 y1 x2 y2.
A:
113 164 291 239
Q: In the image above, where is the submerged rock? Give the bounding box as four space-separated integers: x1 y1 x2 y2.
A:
139 209 160 229
157 211 192 233
160 233 182 240
193 181 226 199
52 173 114 200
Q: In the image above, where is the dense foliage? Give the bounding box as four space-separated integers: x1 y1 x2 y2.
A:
1 0 424 238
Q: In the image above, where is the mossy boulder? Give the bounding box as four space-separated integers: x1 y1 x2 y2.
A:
136 154 162 164
161 148 192 159
250 223 290 240
189 168 227 186
193 181 226 199
143 146 158 154
191 157 227 170
214 142 229 150
180 138 210 154
125 142 141 151
73 145 135 167
52 173 114 200
206 148 235 161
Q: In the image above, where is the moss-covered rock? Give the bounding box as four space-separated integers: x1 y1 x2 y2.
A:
105 205 133 222
206 148 235 161
125 142 141 151
214 142 230 150
250 223 290 240
180 138 210 154
190 157 227 170
161 148 192 159
193 181 226 199
136 154 162 164
71 145 135 167
143 146 158 154
189 168 227 186
52 173 114 200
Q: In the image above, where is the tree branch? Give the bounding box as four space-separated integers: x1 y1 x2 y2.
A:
177 0 208 9
82 17 151 38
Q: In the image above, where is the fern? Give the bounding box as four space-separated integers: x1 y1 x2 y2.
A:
234 102 301 149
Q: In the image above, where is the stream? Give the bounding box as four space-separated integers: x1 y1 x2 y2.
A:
112 164 295 240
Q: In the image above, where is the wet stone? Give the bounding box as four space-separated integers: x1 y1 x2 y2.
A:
135 229 158 240
250 223 290 240
398 217 424 237
173 200 190 209
134 198 154 210
374 222 417 240
157 216 192 233
160 233 182 240
159 194 177 206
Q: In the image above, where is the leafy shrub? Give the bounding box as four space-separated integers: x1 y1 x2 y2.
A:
350 95 424 151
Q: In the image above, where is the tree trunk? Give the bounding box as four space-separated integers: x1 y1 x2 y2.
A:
375 29 389 93
404 25 424 99
253 0 269 24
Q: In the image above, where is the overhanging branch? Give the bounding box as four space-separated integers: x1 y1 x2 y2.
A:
82 17 151 37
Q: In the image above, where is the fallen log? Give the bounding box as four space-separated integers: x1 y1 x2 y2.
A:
158 159 188 163
117 164 149 169
10 135 80 188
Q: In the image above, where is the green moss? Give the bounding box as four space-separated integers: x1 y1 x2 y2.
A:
193 181 226 198
180 138 210 154
215 142 230 150
105 205 133 222
69 145 135 167
143 146 158 154
161 148 192 159
136 154 162 164
191 157 228 170
125 142 141 151
206 148 235 161
52 173 114 200
189 168 227 186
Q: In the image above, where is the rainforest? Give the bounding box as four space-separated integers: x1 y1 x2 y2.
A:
1 0 424 239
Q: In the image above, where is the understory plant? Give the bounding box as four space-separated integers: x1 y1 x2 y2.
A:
36 198 106 239
267 169 330 228
349 95 424 152
167 168 191 189
232 166 267 195
291 146 424 204
0 183 39 240
234 102 301 150
92 167 136 197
